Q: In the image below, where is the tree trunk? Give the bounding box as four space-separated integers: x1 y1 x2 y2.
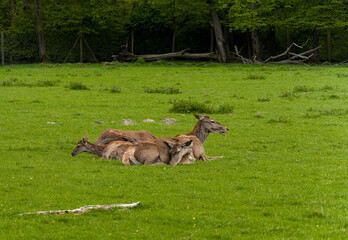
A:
131 30 134 54
286 30 290 58
210 27 214 53
1 31 4 66
327 29 332 62
246 32 251 58
268 27 276 57
172 31 176 53
33 0 48 63
80 33 83 62
312 30 320 63
251 29 261 60
10 0 16 26
210 8 228 63
250 2 261 60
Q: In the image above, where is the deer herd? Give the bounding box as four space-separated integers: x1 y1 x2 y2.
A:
71 114 229 166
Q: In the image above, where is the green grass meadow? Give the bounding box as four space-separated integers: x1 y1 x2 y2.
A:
0 62 347 239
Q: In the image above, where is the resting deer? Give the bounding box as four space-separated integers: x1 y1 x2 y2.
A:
71 134 193 166
176 114 229 144
122 138 193 166
111 135 197 165
94 128 156 147
71 134 132 159
174 114 229 161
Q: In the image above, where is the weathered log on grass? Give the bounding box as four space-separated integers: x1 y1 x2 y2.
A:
113 48 217 62
19 201 141 216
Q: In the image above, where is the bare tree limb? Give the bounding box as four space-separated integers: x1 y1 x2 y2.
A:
234 39 320 64
19 201 141 216
332 59 348 66
288 45 321 60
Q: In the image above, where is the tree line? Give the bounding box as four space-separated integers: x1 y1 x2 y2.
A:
0 0 347 64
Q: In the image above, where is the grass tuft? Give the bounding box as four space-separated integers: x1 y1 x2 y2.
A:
36 80 58 87
268 116 290 124
246 74 266 80
144 87 182 94
66 81 90 90
170 99 233 114
134 58 146 65
2 78 32 87
258 97 270 102
292 85 313 93
305 108 348 118
110 86 122 93
320 85 334 91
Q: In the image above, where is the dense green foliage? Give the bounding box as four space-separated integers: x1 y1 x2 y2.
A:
0 63 347 239
0 0 347 63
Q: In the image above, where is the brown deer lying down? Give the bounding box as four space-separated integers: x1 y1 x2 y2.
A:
94 128 156 146
71 135 193 166
71 134 132 159
176 114 229 144
174 114 229 160
122 138 193 166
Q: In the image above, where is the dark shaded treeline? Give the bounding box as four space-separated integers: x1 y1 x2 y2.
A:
0 0 347 64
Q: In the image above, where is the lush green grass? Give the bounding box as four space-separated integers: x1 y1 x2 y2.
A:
0 62 347 239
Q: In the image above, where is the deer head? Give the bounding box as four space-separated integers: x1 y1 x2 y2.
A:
71 134 90 156
195 114 229 135
166 139 193 165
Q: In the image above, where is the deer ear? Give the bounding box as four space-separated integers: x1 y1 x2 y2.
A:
83 134 88 143
164 141 174 149
182 140 192 147
195 114 205 120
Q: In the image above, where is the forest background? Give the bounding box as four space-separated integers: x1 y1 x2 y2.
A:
0 0 347 64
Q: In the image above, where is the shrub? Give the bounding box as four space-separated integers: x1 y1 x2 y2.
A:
170 99 213 113
216 104 234 114
170 99 233 114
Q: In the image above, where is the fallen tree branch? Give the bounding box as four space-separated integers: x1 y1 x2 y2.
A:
332 59 348 66
234 39 320 64
19 201 141 216
288 45 321 60
113 48 217 62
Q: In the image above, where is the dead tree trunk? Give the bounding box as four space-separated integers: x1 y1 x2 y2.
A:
210 8 228 63
33 0 48 63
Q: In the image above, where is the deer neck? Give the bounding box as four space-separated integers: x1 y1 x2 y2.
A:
86 142 105 157
188 121 209 144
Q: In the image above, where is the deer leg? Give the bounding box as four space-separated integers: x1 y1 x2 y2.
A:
178 154 195 165
200 154 208 161
144 156 164 165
